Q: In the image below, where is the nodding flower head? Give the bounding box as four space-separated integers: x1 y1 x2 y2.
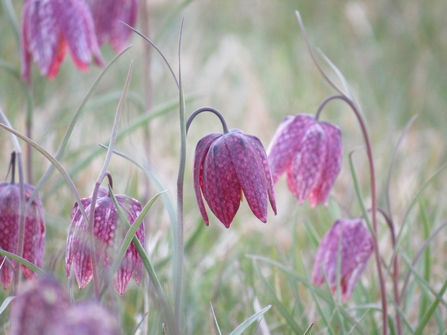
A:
10 276 120 335
312 218 373 301
86 0 139 53
0 182 45 289
65 186 144 294
21 0 104 83
193 129 277 228
267 114 342 206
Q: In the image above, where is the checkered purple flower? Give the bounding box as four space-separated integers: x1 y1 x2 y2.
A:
312 218 373 301
21 0 104 82
86 0 139 52
268 114 342 206
194 129 277 228
0 182 45 289
65 186 144 294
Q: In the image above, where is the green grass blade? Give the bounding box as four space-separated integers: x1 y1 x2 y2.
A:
0 296 14 315
0 249 45 276
253 260 303 334
210 303 224 335
228 304 271 335
30 46 132 204
302 323 314 335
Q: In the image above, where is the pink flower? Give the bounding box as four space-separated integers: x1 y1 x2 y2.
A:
21 0 104 83
87 0 139 52
0 182 45 289
10 276 120 335
10 276 70 335
267 114 342 206
312 218 373 301
194 129 277 228
65 186 144 294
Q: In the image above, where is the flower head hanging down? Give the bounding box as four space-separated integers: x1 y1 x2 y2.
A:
268 114 342 206
87 0 139 52
10 276 120 335
0 182 45 289
21 0 104 83
194 129 277 228
65 186 144 294
312 218 373 301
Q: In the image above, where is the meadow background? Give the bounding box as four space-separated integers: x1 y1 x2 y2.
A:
1 0 447 334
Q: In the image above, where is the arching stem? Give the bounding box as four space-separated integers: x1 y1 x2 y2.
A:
186 106 229 135
316 94 388 335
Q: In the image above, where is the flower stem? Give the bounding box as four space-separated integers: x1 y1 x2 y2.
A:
316 95 388 335
186 106 229 134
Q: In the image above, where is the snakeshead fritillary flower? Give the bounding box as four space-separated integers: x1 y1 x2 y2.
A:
0 182 45 289
10 276 120 335
194 129 277 228
268 114 342 206
21 0 104 83
10 276 70 335
65 187 144 294
312 218 373 301
87 0 139 52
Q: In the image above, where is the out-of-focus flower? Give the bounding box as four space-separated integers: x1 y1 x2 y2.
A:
21 0 104 83
0 182 45 289
65 186 144 294
267 114 342 206
10 276 70 335
87 0 139 52
10 276 120 335
58 302 120 335
312 218 373 301
194 129 277 228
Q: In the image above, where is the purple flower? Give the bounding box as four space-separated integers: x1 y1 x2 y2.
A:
267 114 342 206
87 0 139 52
10 276 70 335
10 276 120 335
194 129 277 228
21 0 104 83
65 186 144 294
312 218 373 301
0 182 45 289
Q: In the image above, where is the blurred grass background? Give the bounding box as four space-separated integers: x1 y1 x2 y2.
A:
1 0 447 334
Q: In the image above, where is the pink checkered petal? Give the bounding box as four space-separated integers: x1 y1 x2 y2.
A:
244 133 277 215
268 114 316 183
312 218 373 300
308 122 342 207
225 131 269 223
21 0 65 79
193 133 223 226
203 136 241 228
286 123 327 203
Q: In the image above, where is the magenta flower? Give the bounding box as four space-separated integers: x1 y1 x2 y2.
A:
267 114 342 206
194 129 277 228
21 0 104 83
87 0 139 52
312 218 373 301
10 276 120 335
0 182 45 289
10 276 70 335
65 186 144 294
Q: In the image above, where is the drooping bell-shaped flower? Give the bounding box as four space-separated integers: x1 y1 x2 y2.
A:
312 218 373 301
194 129 277 228
86 0 139 52
65 186 144 294
0 182 45 289
10 276 120 335
268 114 342 206
10 276 70 335
21 0 104 83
